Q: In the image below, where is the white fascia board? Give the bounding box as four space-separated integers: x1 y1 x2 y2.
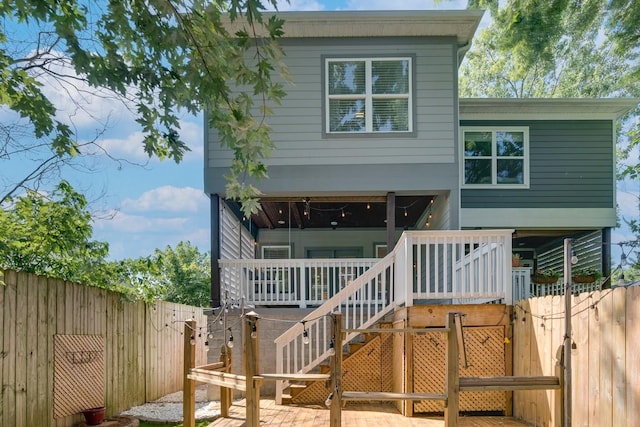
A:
461 208 616 228
460 98 640 121
224 10 485 45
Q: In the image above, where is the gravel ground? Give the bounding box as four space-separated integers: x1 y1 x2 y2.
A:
119 385 221 423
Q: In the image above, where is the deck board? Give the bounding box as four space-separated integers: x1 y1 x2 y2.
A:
205 399 533 426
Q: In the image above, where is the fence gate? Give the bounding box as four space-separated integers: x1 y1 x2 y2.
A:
413 326 506 414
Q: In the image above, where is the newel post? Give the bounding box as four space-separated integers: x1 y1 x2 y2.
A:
244 312 260 427
329 312 343 427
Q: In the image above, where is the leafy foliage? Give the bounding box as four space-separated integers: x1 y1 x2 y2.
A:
0 0 286 215
0 180 110 285
108 241 211 305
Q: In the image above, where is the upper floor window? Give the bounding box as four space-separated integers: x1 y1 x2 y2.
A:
325 57 412 134
461 127 529 188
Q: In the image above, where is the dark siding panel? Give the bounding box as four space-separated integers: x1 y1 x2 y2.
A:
461 120 614 208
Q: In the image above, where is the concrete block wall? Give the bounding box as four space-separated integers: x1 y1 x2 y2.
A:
206 308 314 398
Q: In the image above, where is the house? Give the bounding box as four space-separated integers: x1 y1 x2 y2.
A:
204 10 636 306
202 9 637 414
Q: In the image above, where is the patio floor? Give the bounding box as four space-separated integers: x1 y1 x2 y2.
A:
206 399 532 426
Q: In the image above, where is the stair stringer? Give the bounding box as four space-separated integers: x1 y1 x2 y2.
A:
291 325 394 405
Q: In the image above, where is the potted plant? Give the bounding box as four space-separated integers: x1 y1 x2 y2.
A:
82 406 105 425
572 268 602 283
512 253 522 267
531 269 560 284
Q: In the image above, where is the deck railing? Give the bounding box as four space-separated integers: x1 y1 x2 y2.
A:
263 229 514 403
219 230 514 309
218 258 378 308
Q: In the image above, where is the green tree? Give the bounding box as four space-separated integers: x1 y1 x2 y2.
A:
460 4 636 99
0 0 286 215
0 180 110 285
467 0 639 78
109 241 210 305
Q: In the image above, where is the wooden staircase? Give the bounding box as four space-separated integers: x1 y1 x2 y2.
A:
281 322 394 405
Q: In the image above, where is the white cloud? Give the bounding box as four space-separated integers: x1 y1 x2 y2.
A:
120 186 208 213
96 131 150 161
94 210 191 233
36 53 136 130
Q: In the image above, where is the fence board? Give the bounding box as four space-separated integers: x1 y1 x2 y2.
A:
612 288 626 427
588 291 601 426
514 287 640 426
15 271 28 427
626 286 640 427
0 270 206 427
572 292 590 427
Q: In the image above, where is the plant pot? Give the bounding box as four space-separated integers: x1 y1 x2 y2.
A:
531 275 559 284
82 407 105 425
572 275 597 284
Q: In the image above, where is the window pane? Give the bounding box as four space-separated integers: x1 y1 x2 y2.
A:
464 132 492 156
372 99 409 131
372 60 409 94
497 131 524 156
465 159 492 184
497 159 524 184
329 99 365 132
328 61 365 95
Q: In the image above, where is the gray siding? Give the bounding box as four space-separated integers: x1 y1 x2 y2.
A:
257 228 393 259
461 120 614 208
205 37 458 195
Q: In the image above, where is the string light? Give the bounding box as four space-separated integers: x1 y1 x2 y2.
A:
302 321 309 345
325 392 334 408
227 327 234 348
251 323 257 339
366 203 371 210
328 339 335 356
204 341 210 352
404 207 408 217
190 335 196 345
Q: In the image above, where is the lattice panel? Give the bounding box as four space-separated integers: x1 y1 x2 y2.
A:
292 332 392 405
54 335 105 419
413 327 505 414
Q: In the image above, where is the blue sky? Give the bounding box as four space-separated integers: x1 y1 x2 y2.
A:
5 0 636 262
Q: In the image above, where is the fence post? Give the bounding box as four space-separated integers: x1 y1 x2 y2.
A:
244 312 260 427
444 312 459 427
219 344 232 417
183 319 196 427
329 312 343 427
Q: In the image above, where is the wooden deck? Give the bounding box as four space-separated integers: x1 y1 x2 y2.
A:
205 399 532 426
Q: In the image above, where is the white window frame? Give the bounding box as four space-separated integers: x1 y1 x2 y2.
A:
460 126 530 189
325 57 413 134
261 245 291 259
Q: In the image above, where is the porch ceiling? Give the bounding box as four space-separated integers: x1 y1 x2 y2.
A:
231 196 435 230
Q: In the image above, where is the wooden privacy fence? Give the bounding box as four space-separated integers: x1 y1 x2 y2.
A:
0 269 207 427
514 285 640 427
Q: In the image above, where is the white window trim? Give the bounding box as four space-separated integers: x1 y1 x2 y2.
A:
325 57 413 134
460 126 530 189
261 245 291 259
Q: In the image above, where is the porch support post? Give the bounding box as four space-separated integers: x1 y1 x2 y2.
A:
210 195 221 308
386 192 396 254
505 231 513 305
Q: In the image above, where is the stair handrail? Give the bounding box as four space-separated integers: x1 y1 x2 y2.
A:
273 244 401 403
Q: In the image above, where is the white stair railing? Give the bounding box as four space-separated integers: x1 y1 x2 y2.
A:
273 250 397 404
272 229 514 403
